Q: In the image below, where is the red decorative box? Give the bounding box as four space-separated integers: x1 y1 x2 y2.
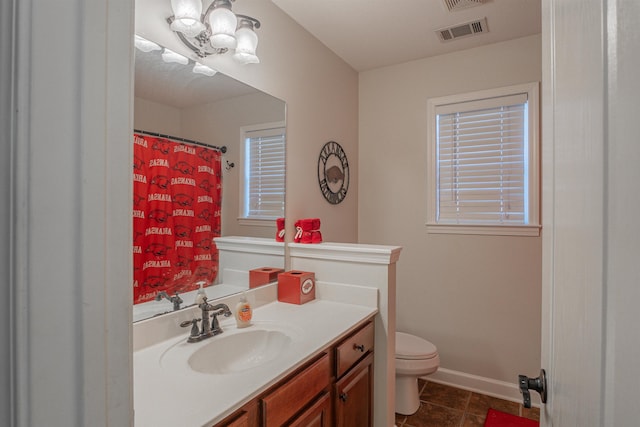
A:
249 267 285 288
277 270 316 305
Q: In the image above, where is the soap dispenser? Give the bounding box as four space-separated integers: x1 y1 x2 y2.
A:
195 282 208 305
235 292 252 328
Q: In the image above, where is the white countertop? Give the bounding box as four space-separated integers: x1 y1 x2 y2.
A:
134 298 377 427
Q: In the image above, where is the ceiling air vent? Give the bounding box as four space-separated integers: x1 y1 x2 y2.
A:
436 17 489 42
442 0 485 12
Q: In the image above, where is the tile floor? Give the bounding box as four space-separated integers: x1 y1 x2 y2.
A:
395 380 540 427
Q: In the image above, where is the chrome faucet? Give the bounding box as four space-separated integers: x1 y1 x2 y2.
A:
155 291 183 311
180 297 232 343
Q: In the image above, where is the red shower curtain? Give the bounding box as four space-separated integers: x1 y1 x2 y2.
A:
133 133 222 304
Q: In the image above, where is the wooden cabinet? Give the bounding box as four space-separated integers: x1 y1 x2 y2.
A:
333 322 374 427
261 353 331 427
212 320 374 427
335 321 374 378
213 400 259 427
288 392 331 427
334 353 374 427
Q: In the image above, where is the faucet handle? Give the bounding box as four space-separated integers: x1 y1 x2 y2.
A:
180 318 202 342
209 304 232 334
171 292 183 311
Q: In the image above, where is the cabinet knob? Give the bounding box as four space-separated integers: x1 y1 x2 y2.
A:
339 392 348 402
353 343 365 352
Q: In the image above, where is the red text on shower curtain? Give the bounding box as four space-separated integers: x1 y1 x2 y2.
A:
133 133 222 304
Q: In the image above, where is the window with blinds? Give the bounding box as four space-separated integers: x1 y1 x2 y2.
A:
241 123 285 221
427 83 540 236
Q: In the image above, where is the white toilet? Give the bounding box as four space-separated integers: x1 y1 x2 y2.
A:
395 332 440 415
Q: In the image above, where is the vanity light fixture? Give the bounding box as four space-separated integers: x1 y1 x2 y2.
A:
168 0 261 64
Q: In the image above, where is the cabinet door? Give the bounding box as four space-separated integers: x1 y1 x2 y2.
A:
288 392 331 427
334 353 373 427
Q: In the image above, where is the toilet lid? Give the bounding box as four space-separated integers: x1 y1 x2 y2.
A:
396 332 438 360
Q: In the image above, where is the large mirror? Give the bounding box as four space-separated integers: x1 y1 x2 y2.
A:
133 39 286 322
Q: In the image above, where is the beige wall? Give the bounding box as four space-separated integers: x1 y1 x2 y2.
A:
358 35 542 384
134 97 182 135
135 0 359 243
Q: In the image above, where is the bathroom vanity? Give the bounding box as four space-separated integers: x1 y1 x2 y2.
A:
133 285 377 427
134 238 401 427
218 320 374 427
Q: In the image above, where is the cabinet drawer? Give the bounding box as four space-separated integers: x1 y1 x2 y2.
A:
336 322 374 378
262 353 331 427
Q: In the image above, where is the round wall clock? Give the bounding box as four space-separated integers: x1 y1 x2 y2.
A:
317 141 349 204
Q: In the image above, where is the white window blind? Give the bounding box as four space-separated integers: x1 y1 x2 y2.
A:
437 95 527 224
242 125 285 220
427 83 540 236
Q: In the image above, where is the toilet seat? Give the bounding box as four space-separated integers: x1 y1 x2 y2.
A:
396 332 438 360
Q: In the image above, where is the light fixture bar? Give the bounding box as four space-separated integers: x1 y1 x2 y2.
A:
167 17 228 58
167 0 261 63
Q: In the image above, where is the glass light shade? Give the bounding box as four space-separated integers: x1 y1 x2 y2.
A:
171 0 202 23
134 35 161 52
193 63 217 76
161 48 189 65
233 24 259 64
170 0 205 36
233 52 259 65
208 7 238 49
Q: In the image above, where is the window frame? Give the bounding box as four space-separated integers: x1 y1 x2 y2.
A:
238 121 286 226
426 82 541 236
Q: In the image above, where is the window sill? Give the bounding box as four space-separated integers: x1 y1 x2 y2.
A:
238 218 277 227
426 223 541 237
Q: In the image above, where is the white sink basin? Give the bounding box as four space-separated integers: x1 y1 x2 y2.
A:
159 321 302 376
189 329 292 374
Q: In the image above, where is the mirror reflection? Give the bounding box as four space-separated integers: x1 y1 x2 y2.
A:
133 38 286 322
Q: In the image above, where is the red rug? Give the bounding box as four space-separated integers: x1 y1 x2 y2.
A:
484 409 539 427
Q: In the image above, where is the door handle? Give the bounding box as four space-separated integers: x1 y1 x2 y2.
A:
518 369 547 408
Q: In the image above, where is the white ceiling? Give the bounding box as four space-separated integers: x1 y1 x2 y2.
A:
271 0 541 72
135 0 541 107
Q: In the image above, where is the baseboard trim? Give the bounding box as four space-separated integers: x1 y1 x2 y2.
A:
423 368 541 407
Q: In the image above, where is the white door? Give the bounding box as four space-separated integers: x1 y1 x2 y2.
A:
541 0 640 425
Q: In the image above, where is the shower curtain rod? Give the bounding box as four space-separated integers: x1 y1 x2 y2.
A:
134 129 227 153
